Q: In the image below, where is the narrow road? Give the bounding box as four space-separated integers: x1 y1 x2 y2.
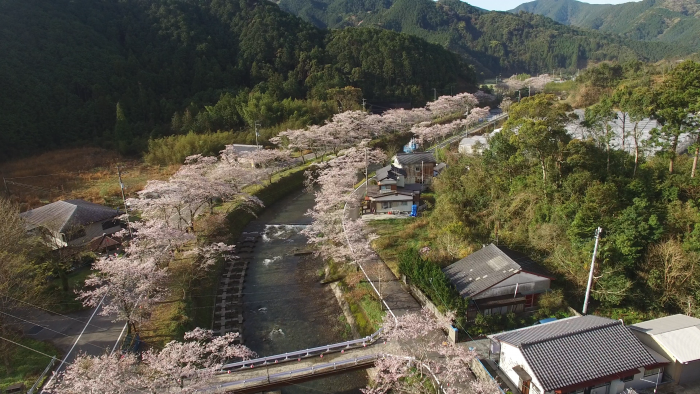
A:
345 183 422 318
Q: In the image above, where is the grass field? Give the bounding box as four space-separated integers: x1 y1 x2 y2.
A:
0 337 61 392
0 147 177 210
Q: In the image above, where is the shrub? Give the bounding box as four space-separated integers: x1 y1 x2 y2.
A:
144 131 237 165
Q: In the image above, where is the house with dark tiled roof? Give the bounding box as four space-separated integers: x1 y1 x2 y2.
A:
392 151 436 185
443 244 555 320
363 165 420 214
21 199 121 249
489 315 668 394
630 314 700 385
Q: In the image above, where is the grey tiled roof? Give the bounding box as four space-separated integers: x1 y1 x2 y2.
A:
501 317 660 391
394 151 436 165
375 165 406 181
442 244 552 298
21 199 119 233
493 315 616 346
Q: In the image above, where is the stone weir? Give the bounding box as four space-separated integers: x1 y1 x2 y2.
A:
211 231 261 343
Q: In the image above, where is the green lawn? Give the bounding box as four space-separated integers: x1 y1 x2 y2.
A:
368 218 432 276
0 337 60 392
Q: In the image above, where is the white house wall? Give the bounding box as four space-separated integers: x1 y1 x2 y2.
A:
499 342 546 394
500 340 662 394
475 272 550 300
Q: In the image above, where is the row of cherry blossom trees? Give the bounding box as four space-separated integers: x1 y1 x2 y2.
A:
47 329 254 393
273 92 493 158
54 146 291 391
291 95 498 393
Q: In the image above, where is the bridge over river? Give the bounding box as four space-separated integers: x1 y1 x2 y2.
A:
201 330 393 393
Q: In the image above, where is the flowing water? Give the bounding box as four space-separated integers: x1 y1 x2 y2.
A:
241 190 368 393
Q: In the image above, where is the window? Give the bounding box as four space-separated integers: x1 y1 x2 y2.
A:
622 375 634 382
380 185 391 191
382 202 391 209
415 166 421 172
401 201 408 206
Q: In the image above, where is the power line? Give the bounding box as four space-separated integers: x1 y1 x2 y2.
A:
0 292 111 331
0 310 112 353
0 335 57 359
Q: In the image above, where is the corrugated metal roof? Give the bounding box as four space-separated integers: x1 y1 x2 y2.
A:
394 152 436 165
652 326 700 363
630 314 700 363
630 314 700 335
20 199 119 233
442 244 552 298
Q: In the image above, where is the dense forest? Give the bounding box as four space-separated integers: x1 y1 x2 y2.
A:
0 0 474 160
277 0 692 78
512 0 700 51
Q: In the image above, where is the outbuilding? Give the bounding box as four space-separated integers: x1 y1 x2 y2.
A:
630 314 700 386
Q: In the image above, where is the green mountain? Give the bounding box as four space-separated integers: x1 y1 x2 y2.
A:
276 0 690 78
0 0 474 160
511 0 700 49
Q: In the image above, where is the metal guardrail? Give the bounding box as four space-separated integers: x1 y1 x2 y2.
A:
429 113 509 152
210 354 379 392
219 328 383 371
27 357 56 394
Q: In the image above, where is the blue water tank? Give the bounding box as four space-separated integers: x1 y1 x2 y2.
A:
411 205 418 217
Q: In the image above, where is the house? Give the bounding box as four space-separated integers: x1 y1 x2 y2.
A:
392 152 436 185
21 199 121 249
629 314 700 386
489 315 669 394
459 135 489 155
459 128 500 155
364 165 420 214
442 244 554 320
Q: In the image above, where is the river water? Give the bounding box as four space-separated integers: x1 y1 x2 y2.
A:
240 190 368 394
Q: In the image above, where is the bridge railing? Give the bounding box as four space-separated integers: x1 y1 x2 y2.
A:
203 354 379 392
219 328 383 371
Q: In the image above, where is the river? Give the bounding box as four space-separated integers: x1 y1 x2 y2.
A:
240 190 368 394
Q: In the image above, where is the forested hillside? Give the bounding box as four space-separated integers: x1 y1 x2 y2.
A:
512 0 700 50
277 0 690 77
0 0 474 160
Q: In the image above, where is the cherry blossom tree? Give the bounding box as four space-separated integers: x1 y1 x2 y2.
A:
140 328 255 391
303 146 386 264
79 252 170 334
365 308 495 394
238 148 294 183
427 93 479 118
48 330 254 393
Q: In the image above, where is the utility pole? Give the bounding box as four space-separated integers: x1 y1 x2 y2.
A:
582 227 603 315
529 85 531 97
365 147 368 192
518 90 521 102
254 121 261 149
117 165 133 237
362 98 366 111
433 88 437 101
421 161 424 185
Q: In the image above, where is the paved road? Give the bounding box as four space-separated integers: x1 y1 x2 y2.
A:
345 182 422 318
8 299 126 383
